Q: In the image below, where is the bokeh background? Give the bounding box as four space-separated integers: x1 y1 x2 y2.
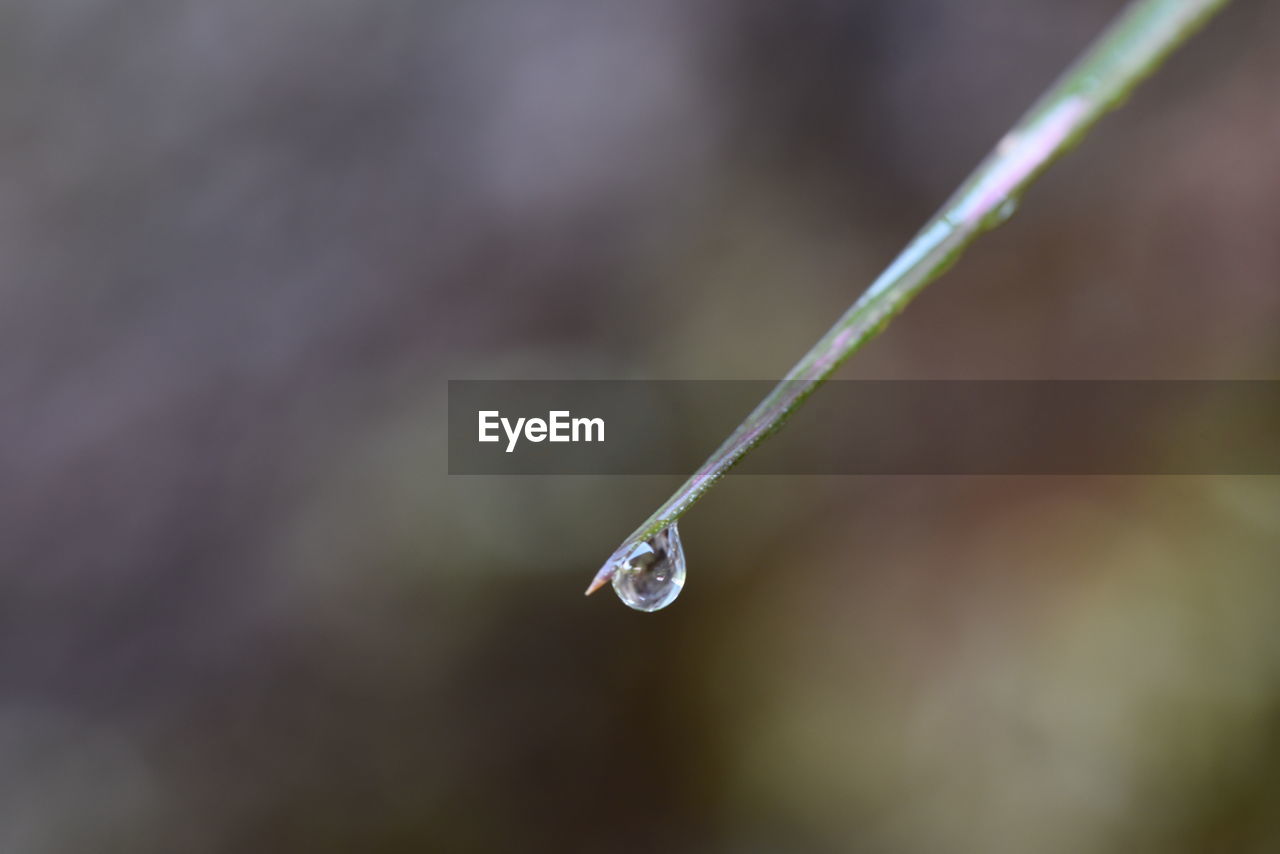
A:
3 0 1280 851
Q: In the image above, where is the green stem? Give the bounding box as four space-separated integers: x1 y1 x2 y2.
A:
587 0 1231 595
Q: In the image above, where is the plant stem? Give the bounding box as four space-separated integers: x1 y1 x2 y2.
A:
587 0 1232 595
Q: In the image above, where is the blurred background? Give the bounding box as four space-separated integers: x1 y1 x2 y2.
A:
2 0 1280 851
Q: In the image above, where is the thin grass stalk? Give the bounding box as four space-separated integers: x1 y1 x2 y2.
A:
588 0 1232 595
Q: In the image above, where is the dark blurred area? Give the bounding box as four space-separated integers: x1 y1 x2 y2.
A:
3 1 1280 851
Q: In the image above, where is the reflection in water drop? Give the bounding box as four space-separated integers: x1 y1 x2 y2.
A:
611 524 686 612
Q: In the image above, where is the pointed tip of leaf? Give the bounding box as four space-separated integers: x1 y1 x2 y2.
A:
584 571 610 596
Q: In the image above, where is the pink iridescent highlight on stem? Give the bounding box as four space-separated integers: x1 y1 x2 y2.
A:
952 96 1091 226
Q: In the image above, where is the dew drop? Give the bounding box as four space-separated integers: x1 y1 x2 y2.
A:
611 524 686 612
987 197 1019 228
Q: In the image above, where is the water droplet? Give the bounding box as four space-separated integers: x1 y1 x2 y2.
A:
611 524 686 612
984 197 1018 229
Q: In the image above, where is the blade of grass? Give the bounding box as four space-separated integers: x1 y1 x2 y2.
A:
587 0 1232 595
